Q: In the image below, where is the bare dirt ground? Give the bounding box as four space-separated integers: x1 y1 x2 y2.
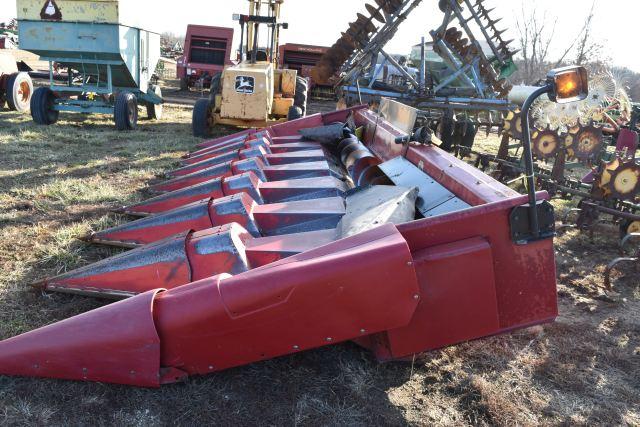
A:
0 97 638 425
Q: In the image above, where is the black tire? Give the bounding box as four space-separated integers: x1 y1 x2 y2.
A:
30 87 59 125
180 77 189 91
287 105 303 121
438 116 455 152
619 220 640 240
193 98 212 138
146 85 163 120
6 72 33 112
114 91 138 131
461 121 477 150
294 76 308 116
208 72 222 103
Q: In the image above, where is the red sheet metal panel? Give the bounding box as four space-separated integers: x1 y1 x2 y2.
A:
0 289 163 387
258 176 347 203
245 228 337 267
396 195 558 332
262 161 334 181
380 237 500 358
264 150 327 165
169 151 241 177
182 140 247 165
222 172 264 203
196 129 256 150
90 200 216 247
40 232 192 298
149 161 234 193
154 224 420 377
354 108 519 206
267 142 323 153
252 197 345 236
122 178 226 216
207 193 260 237
187 225 252 281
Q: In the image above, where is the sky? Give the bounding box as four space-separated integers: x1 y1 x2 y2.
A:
3 0 640 72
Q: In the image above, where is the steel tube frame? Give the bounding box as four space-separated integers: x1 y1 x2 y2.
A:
521 84 553 239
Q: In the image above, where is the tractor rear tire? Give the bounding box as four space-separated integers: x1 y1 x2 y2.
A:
6 72 33 112
294 76 308 116
30 87 59 125
114 91 138 131
208 72 222 103
146 85 163 120
180 77 189 91
193 98 213 138
438 116 455 152
287 105 303 121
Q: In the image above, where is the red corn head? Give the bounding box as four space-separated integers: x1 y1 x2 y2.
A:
0 225 420 387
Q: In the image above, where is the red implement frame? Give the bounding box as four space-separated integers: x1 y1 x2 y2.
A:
0 105 558 387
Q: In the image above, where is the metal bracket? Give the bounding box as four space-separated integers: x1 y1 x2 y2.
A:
510 200 555 244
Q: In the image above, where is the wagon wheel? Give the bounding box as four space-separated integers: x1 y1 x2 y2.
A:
6 72 33 112
146 85 163 121
114 91 138 131
30 87 59 125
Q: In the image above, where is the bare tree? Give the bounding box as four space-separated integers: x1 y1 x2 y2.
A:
573 2 602 66
514 5 556 84
513 1 602 84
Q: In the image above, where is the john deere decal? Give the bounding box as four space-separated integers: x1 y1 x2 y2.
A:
235 76 255 94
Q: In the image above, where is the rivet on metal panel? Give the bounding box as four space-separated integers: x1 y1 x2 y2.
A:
208 365 214 370
293 345 300 350
326 337 333 342
413 294 420 300
360 329 366 334
407 261 413 266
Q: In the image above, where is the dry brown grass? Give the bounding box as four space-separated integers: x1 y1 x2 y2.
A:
0 104 639 426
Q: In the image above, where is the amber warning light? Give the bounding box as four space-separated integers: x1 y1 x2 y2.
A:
546 66 589 104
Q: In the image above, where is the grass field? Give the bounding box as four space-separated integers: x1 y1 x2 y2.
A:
0 104 639 425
